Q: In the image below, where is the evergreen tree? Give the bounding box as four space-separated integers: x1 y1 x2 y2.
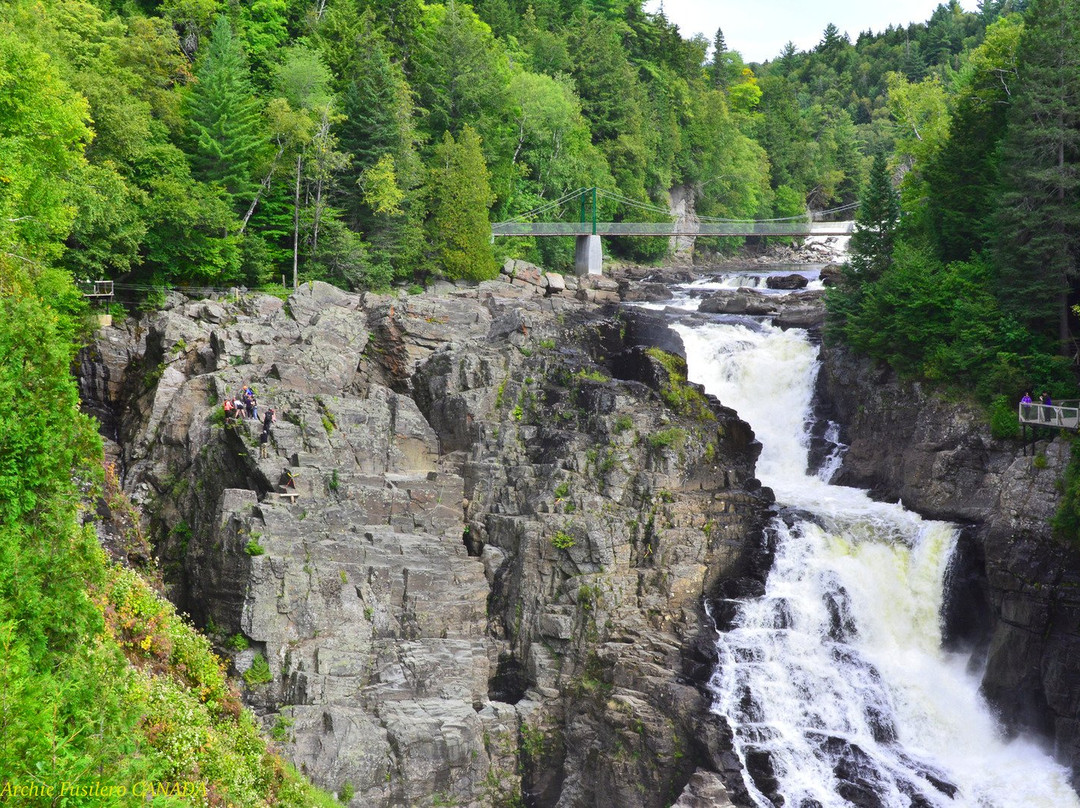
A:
848 152 900 282
925 15 1021 263
992 0 1080 348
183 16 265 202
317 9 424 278
426 126 496 281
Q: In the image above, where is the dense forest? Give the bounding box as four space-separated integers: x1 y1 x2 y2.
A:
7 0 1080 801
2 0 1032 294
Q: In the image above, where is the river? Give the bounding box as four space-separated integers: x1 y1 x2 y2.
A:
654 268 1080 807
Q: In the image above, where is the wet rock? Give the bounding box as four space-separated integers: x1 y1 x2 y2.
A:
766 273 809 290
819 265 844 286
699 289 777 316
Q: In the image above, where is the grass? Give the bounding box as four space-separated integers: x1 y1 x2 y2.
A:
646 427 689 452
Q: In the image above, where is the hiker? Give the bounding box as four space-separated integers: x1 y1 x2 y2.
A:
233 396 245 418
223 397 235 421
259 408 276 458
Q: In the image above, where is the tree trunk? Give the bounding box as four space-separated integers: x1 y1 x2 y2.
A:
293 152 302 291
240 145 286 234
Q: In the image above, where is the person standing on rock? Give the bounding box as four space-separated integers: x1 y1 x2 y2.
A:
259 408 276 458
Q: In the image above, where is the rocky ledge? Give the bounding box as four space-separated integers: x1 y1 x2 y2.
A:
816 342 1080 789
80 280 774 807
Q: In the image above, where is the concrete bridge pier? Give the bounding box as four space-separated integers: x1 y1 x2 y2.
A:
574 234 603 276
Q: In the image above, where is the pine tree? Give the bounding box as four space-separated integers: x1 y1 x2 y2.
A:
848 152 900 282
426 126 496 281
992 0 1080 348
183 16 265 202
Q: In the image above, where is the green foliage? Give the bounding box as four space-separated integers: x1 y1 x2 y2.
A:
183 16 265 201
647 427 689 452
271 710 295 742
243 652 273 686
338 780 355 804
551 530 576 550
553 481 570 499
848 153 900 283
0 288 335 806
245 539 266 556
1053 439 1080 543
575 368 609 382
989 395 1021 439
0 23 92 276
426 126 497 281
991 0 1080 345
226 633 250 651
645 348 715 421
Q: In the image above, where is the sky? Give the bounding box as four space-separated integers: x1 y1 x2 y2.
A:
644 0 977 63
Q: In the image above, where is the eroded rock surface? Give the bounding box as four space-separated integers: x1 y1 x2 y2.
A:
82 281 772 807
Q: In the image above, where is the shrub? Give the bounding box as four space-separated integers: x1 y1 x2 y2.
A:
551 531 576 550
243 652 273 687
989 395 1020 440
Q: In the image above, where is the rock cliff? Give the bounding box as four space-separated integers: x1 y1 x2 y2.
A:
816 342 1080 788
80 278 773 807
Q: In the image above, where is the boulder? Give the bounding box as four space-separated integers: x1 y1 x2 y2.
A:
765 273 809 290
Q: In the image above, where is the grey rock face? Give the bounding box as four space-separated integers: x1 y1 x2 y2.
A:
817 342 1080 789
86 280 772 807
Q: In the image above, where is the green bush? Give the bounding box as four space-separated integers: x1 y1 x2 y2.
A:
1053 439 1080 544
551 530 576 550
989 395 1020 440
243 652 273 687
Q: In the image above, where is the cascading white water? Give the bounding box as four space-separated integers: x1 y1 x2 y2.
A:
673 318 1080 808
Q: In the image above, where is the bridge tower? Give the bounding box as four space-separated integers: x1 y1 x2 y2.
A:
575 187 603 276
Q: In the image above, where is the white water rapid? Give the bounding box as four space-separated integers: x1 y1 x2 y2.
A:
672 312 1080 808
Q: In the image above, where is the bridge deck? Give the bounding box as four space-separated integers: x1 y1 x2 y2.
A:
491 221 855 237
1019 401 1080 431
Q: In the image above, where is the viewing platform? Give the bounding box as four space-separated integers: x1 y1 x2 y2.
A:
1019 400 1080 431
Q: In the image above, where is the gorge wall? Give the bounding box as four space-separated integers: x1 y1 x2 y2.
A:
816 342 1080 787
80 277 775 808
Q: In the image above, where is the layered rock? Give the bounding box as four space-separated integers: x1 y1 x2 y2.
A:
82 281 772 807
816 342 1080 788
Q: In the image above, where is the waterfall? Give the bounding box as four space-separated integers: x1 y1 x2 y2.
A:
673 318 1080 808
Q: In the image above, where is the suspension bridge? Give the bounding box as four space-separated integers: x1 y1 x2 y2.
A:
491 187 857 275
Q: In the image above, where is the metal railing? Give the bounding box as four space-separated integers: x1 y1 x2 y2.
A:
490 221 855 238
79 279 114 299
1019 400 1080 430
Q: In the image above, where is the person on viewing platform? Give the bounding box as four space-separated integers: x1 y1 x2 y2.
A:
1021 392 1032 420
1041 392 1053 422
